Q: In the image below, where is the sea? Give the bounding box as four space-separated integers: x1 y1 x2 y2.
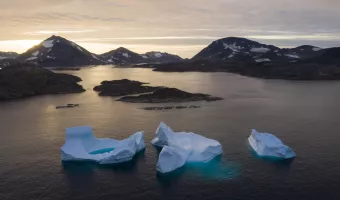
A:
0 66 339 200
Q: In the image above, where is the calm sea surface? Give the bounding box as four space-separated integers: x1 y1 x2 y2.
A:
1 66 340 200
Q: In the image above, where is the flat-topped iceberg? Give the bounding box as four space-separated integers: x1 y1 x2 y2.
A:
248 129 296 159
152 122 222 173
61 126 145 164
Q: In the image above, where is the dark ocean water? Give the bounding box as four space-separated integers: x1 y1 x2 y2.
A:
1 66 340 200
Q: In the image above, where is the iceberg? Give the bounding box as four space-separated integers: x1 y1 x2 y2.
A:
61 126 145 164
152 122 222 173
248 129 296 159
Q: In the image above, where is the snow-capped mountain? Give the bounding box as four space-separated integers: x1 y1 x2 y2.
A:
101 48 183 66
17 35 106 67
192 37 324 63
0 52 19 60
101 47 145 66
142 51 183 63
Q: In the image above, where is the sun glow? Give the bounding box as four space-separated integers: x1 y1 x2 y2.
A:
0 40 42 53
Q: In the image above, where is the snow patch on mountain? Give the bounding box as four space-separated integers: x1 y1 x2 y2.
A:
42 40 54 48
313 47 322 51
26 57 38 61
223 43 242 52
285 54 300 59
46 55 55 59
251 47 270 53
122 53 130 58
256 58 271 62
154 52 162 58
32 51 39 56
228 53 235 58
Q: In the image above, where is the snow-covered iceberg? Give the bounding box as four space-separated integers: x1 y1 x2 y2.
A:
152 122 222 173
248 129 296 159
61 126 145 164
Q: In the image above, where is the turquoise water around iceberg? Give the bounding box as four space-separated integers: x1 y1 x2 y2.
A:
89 148 115 155
156 156 239 183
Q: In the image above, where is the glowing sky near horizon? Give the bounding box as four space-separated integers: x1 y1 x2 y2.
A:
1 0 340 58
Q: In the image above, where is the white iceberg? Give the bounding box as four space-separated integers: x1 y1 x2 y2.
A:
152 122 222 173
248 129 296 159
61 126 145 164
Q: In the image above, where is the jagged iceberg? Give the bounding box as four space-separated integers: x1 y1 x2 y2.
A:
248 129 296 159
152 122 222 173
61 126 145 164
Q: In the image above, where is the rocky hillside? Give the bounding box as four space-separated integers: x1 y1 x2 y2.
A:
310 47 340 65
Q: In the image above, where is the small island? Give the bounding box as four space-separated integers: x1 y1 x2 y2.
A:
0 65 85 100
93 79 163 96
94 79 223 104
117 88 223 103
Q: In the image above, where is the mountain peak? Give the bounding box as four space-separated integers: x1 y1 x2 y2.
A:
16 35 106 67
115 47 130 52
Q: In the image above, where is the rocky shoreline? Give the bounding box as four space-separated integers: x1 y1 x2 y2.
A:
141 105 201 111
117 88 223 103
149 60 340 80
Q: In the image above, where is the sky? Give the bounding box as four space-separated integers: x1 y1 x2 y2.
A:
1 0 340 58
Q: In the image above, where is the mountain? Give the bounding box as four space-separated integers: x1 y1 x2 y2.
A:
101 48 183 66
192 37 324 63
0 64 85 100
142 51 183 63
311 47 340 65
0 52 19 60
281 45 325 60
101 47 145 66
17 35 106 67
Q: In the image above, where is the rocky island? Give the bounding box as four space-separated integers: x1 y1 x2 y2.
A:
94 79 222 104
117 88 223 103
0 65 85 100
93 79 163 96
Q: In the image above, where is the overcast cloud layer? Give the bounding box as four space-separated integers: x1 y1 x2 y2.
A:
1 0 340 57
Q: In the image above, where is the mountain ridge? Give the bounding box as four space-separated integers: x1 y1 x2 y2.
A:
191 37 325 63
